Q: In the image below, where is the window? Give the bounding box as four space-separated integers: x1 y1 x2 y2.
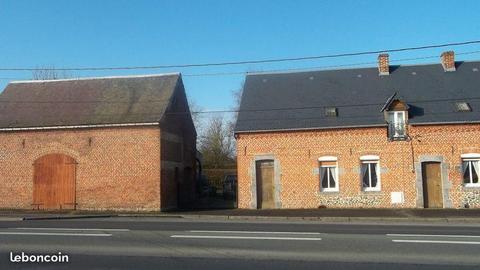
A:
388 111 406 139
454 102 471 112
360 155 380 191
325 107 338 117
461 154 480 187
318 156 338 192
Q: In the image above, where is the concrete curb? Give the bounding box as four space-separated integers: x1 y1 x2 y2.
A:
22 214 118 221
117 214 184 219
0 217 24 221
1 212 478 223
161 214 480 224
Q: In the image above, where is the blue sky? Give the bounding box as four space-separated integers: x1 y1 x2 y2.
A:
1 0 480 115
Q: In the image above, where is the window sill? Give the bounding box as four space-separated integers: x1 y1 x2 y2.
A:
318 190 339 195
389 136 408 142
321 189 339 192
362 188 382 193
463 184 480 190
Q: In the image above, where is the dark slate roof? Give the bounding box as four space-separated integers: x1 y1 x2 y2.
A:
235 61 480 133
0 73 180 129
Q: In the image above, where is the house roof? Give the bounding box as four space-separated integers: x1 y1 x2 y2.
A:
235 61 480 133
0 73 180 129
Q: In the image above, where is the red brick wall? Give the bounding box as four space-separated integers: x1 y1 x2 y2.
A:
236 124 480 209
0 126 161 211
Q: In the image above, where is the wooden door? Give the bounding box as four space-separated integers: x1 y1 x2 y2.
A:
256 160 275 209
421 162 443 208
33 154 76 210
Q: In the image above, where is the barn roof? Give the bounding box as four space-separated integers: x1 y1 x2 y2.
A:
0 73 180 129
235 61 480 133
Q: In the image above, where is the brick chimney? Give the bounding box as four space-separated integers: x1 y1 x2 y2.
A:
441 51 456 72
378 54 389 76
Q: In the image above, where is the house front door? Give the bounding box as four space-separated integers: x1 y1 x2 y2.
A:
421 162 443 208
256 160 275 209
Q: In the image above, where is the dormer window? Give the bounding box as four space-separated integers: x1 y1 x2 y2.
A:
381 94 409 141
388 111 406 139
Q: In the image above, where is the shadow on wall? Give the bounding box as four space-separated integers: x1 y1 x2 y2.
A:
177 166 195 208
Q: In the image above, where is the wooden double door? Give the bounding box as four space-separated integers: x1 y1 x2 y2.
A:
256 160 275 209
421 162 443 208
33 154 76 210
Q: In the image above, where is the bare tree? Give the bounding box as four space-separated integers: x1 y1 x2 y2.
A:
187 97 207 149
194 82 244 166
231 81 244 121
227 81 244 158
32 66 71 80
199 115 235 169
188 98 203 131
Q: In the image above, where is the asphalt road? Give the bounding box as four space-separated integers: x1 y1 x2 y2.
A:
0 217 480 269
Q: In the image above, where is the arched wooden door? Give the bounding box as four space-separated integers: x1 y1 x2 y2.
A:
33 154 76 210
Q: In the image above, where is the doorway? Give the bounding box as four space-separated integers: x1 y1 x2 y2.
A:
255 160 275 209
421 162 443 208
33 154 76 210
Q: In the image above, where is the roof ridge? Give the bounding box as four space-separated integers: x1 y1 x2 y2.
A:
9 72 181 84
246 59 480 77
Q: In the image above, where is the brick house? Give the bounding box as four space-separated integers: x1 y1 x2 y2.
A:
0 73 196 211
235 51 480 209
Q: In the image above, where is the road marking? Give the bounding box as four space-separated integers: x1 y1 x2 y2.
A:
171 235 321 241
0 232 112 237
189 230 321 235
392 239 480 245
387 234 480 238
12 227 130 232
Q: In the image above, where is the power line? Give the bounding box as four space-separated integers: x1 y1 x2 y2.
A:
234 111 472 122
1 95 478 114
184 96 480 115
0 40 479 71
184 50 480 77
0 49 479 116
2 49 480 81
0 109 471 122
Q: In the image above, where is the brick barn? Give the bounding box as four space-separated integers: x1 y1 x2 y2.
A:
235 51 480 209
0 73 196 211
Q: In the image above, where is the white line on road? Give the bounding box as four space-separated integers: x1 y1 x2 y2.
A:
12 227 130 232
392 239 480 245
387 234 480 238
189 230 321 235
0 232 112 237
171 235 322 241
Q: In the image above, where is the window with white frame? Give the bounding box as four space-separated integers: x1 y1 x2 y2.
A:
360 155 381 191
387 111 406 139
461 153 480 187
318 156 338 192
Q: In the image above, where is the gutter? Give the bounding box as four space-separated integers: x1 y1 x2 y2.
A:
410 121 480 126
